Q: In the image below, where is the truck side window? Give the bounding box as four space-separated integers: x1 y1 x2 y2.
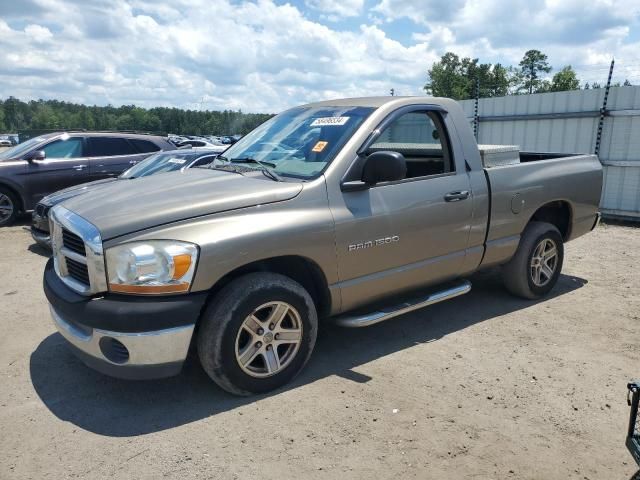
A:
369 111 453 179
41 137 84 159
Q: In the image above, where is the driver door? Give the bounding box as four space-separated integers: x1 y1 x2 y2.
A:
329 108 474 312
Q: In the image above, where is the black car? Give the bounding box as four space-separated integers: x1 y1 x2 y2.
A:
0 131 175 226
31 148 222 248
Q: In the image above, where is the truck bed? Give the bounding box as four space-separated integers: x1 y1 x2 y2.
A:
480 153 603 268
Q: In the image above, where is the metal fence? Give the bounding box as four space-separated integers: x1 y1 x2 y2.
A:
459 85 640 220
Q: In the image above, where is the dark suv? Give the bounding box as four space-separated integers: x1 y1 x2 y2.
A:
0 132 174 226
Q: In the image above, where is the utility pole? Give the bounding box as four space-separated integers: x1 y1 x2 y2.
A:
595 58 615 156
474 77 480 140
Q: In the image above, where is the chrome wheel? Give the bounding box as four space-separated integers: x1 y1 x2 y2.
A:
235 301 303 378
530 238 558 287
0 193 14 224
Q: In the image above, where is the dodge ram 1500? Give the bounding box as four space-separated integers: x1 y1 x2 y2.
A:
43 97 603 395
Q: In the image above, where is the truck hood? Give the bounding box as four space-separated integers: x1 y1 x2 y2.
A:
60 168 303 239
41 178 119 206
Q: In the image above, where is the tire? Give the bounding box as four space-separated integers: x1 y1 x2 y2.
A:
501 221 564 299
0 187 19 227
197 272 318 396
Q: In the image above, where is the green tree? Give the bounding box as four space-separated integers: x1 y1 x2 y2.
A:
424 52 473 99
0 106 6 131
518 49 552 94
425 53 517 100
550 66 580 92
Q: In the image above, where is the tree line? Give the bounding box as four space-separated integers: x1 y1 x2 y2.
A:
425 49 632 100
0 97 274 135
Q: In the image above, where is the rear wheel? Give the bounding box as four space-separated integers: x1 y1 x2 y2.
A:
501 221 564 299
197 272 318 396
0 188 18 227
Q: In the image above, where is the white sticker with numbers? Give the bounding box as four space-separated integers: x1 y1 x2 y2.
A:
310 117 350 127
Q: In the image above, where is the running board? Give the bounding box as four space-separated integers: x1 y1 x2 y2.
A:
334 280 472 328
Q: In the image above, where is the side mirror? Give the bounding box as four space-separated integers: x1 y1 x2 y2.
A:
340 151 407 192
362 151 406 185
26 150 46 162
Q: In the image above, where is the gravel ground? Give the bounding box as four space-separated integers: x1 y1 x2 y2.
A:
0 218 638 480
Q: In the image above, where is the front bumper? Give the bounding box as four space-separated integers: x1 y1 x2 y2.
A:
43 258 208 379
31 226 51 248
31 207 51 248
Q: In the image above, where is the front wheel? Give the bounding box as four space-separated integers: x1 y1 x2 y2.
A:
501 221 564 299
197 272 318 396
0 188 18 227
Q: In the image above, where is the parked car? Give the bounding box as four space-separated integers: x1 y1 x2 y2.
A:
176 139 228 150
0 131 175 226
43 96 602 395
0 139 12 147
31 148 222 248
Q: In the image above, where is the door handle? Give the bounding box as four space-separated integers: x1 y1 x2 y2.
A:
73 165 88 171
444 190 470 202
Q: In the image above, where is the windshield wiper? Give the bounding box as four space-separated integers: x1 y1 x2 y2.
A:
229 157 277 168
228 157 283 182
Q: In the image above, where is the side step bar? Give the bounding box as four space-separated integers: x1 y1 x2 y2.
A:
334 280 472 328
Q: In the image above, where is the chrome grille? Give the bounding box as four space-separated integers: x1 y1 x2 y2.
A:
65 257 90 286
50 205 107 296
62 228 86 256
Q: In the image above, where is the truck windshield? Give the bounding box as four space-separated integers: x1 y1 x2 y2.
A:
220 106 375 179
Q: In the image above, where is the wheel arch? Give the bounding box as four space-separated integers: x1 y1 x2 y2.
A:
527 200 573 241
0 181 25 213
203 255 332 320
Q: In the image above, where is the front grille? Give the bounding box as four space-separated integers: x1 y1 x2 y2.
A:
51 206 106 295
65 257 90 286
35 203 50 218
62 228 86 256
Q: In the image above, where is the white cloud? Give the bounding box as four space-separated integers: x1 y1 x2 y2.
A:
305 0 364 18
24 24 53 42
0 0 639 113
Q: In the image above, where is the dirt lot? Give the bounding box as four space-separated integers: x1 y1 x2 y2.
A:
0 218 638 479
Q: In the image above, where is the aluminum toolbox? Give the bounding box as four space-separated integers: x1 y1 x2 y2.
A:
478 144 520 168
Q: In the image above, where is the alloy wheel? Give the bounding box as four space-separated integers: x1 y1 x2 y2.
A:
235 301 303 378
0 193 14 224
530 238 558 287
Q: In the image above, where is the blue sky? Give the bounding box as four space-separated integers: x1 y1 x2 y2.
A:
1 0 639 112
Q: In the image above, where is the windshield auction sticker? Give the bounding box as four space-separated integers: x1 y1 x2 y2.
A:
311 141 328 153
168 158 187 164
310 117 349 127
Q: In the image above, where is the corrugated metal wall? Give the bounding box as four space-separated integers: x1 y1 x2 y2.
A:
459 86 640 219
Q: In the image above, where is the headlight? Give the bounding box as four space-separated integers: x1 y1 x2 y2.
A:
105 240 199 295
